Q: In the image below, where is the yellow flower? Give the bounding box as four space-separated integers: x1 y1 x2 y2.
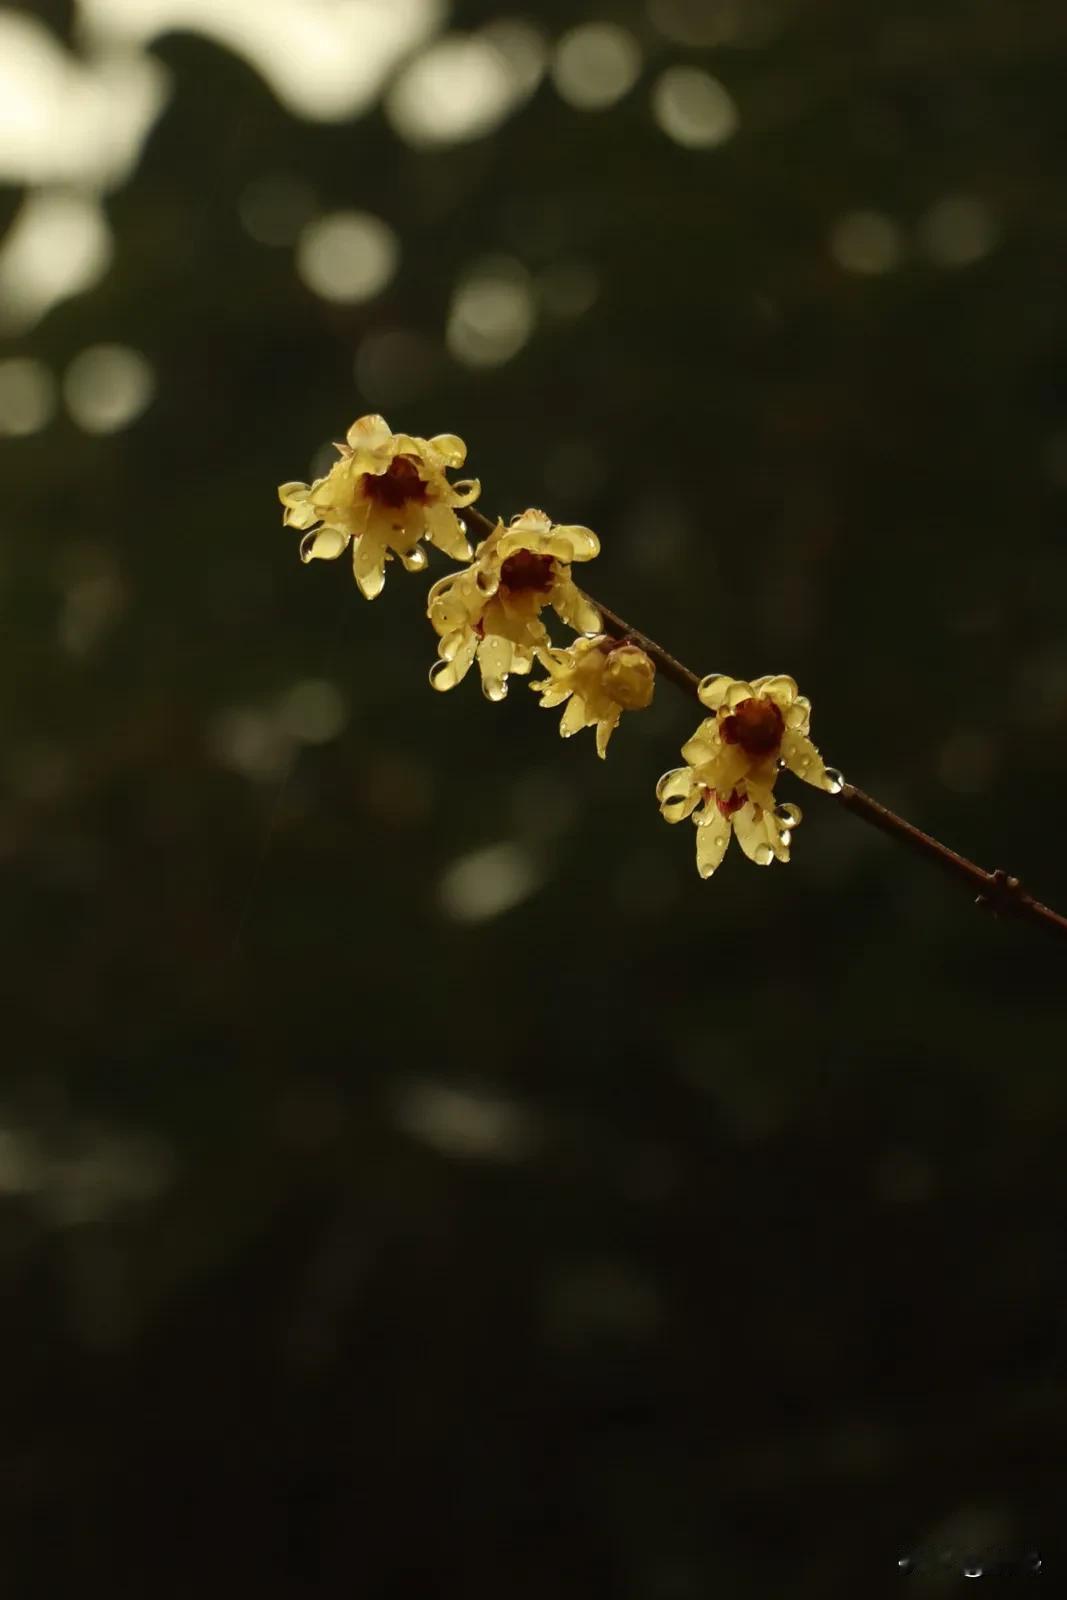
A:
531 635 655 757
427 508 601 701
657 673 839 877
278 413 480 599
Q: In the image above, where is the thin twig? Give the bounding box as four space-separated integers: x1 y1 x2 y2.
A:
459 505 1067 941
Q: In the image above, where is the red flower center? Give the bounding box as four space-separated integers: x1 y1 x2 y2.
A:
721 696 784 758
499 550 556 594
715 787 745 818
360 455 428 509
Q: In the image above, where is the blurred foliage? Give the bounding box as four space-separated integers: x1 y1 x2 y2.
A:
3 0 1067 1593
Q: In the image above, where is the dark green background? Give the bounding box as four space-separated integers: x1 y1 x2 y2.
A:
3 0 1066 1592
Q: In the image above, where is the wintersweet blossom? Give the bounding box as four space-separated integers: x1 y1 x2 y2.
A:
531 635 655 757
657 673 838 877
427 509 601 701
278 414 480 599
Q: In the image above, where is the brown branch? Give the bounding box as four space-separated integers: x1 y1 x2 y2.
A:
459 505 1067 941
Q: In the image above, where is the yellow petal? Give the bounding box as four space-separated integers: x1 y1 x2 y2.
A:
695 817 730 878
595 708 621 759
353 533 387 599
428 432 467 467
430 630 478 691
697 674 733 710
781 728 831 790
733 802 785 866
552 578 601 634
425 501 473 561
559 693 589 738
476 634 515 701
346 413 392 453
299 526 349 562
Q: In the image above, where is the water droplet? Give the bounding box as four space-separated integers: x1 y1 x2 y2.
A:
896 1558 914 1574
754 842 775 866
824 766 844 793
482 677 507 703
963 1565 983 1579
429 660 453 691
774 802 801 829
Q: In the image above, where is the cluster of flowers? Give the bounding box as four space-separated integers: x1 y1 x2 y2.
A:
279 416 838 877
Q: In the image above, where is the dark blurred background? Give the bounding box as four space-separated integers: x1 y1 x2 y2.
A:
2 0 1067 1593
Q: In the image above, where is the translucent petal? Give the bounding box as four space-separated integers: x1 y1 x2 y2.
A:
595 709 620 759
346 413 392 453
449 477 481 508
724 680 756 709
559 693 588 738
477 634 515 701
353 533 387 599
755 674 798 707
428 432 466 467
733 802 775 865
781 728 831 790
696 819 730 878
299 526 349 563
697 674 733 710
425 501 473 561
429 630 478 691
549 523 599 562
552 579 600 634
279 482 318 529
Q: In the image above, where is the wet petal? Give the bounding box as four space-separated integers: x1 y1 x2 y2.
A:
697 674 733 711
595 708 621 759
732 802 779 866
476 634 515 701
559 693 589 738
449 477 481 508
428 432 467 467
430 630 478 691
695 817 730 878
299 526 349 562
346 413 392 453
781 728 831 789
425 501 473 561
552 578 601 634
353 533 387 599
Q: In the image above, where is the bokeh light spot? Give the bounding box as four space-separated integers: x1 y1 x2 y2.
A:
0 190 113 333
918 195 998 269
276 679 347 744
651 66 739 148
0 357 57 437
447 257 535 368
63 344 155 433
829 209 902 274
296 210 398 304
551 23 642 111
385 29 543 147
438 841 539 922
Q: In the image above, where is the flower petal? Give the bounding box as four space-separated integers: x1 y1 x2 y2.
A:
697 674 733 711
476 634 515 701
552 578 601 634
559 693 589 738
299 526 349 563
695 816 730 878
428 432 467 467
780 728 831 789
732 802 779 866
346 413 392 453
353 532 388 599
425 501 473 562
430 630 478 691
595 708 621 759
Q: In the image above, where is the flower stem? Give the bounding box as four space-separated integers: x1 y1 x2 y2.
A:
459 505 1067 941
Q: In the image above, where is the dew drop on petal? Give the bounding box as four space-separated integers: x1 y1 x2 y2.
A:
754 842 775 866
774 802 801 829
482 676 508 702
824 766 844 793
